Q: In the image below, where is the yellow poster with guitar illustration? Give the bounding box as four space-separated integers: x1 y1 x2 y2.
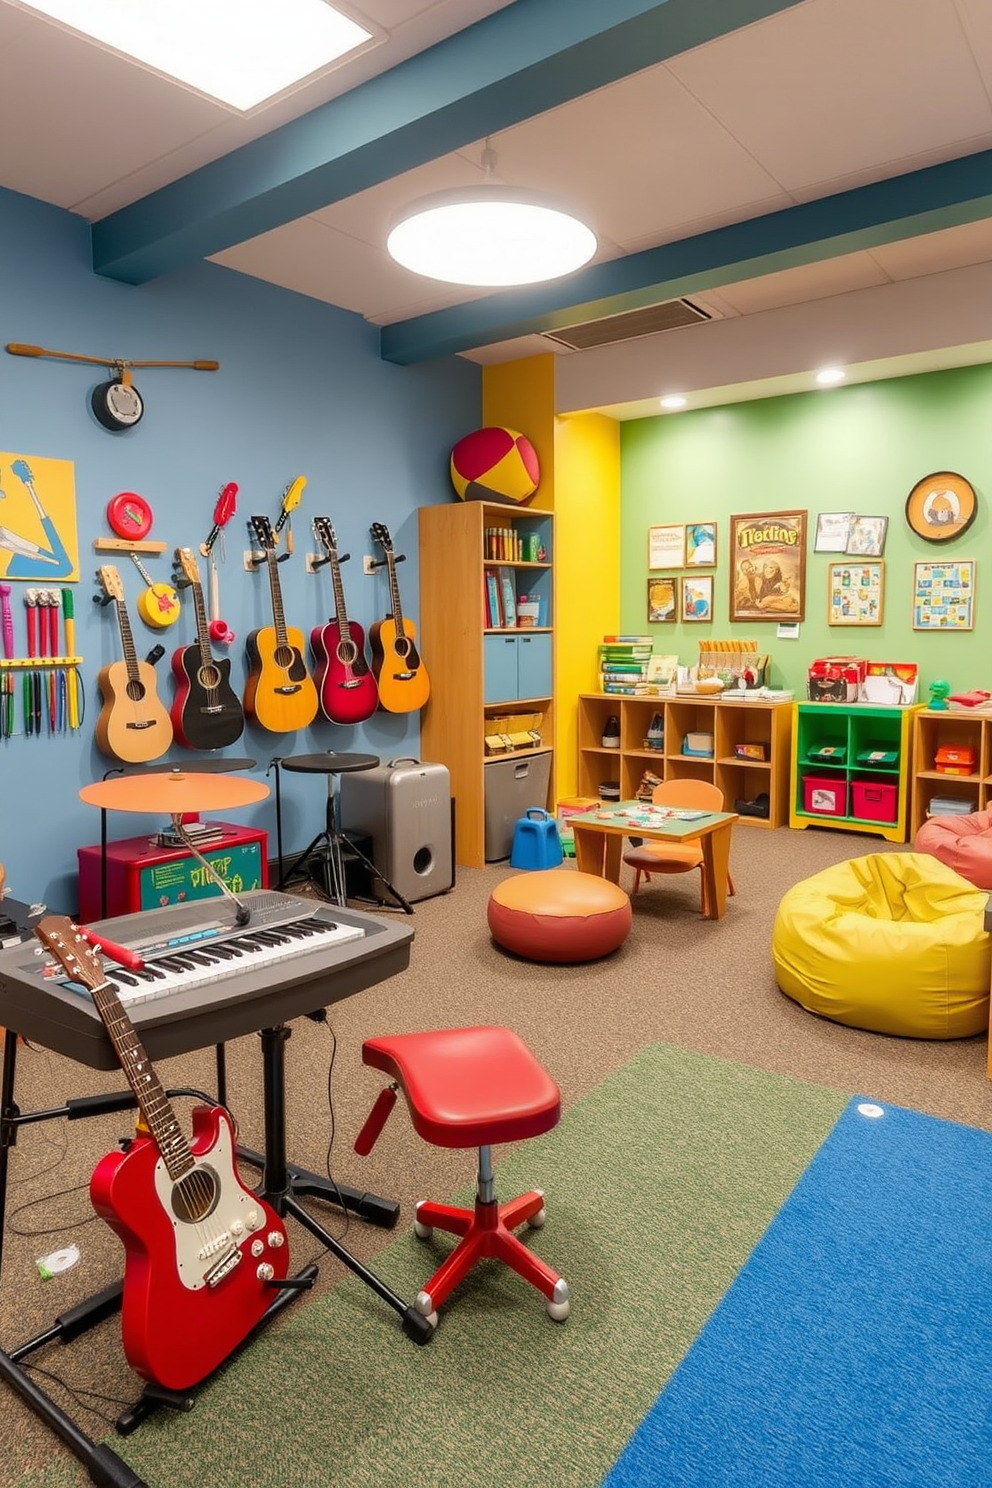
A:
0 452 79 582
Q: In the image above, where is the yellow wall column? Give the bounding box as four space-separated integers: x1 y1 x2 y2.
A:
482 357 621 801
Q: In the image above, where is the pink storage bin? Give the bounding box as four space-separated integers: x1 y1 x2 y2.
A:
851 780 898 823
802 775 847 817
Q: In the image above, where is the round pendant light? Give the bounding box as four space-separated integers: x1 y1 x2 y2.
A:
386 145 596 287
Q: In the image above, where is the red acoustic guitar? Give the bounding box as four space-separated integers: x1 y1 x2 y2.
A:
369 522 430 714
310 516 378 725
34 916 290 1391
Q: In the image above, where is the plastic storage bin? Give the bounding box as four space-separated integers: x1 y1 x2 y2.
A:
802 775 847 817
851 780 898 822
483 749 553 861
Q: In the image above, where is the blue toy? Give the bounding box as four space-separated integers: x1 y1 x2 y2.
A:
510 808 563 870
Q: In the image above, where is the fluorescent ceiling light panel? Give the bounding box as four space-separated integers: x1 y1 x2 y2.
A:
14 0 373 111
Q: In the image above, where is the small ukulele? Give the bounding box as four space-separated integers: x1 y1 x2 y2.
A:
243 515 318 733
310 517 378 725
170 548 245 750
368 522 430 714
94 566 174 763
129 552 181 629
33 916 290 1390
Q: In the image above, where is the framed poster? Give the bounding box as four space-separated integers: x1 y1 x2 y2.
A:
913 559 975 630
647 576 677 623
828 561 884 626
729 510 806 623
648 524 684 569
814 512 854 553
845 515 888 557
905 472 977 543
685 521 717 566
681 573 713 622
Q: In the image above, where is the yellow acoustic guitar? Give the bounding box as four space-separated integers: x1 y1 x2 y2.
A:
369 522 430 714
94 566 174 763
243 515 318 733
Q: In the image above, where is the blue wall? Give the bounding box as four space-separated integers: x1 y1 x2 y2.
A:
0 188 479 910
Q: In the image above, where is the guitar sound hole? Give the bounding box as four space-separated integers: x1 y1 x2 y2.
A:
274 644 295 668
172 1165 220 1224
394 635 411 659
197 664 222 690
125 680 147 703
336 639 357 667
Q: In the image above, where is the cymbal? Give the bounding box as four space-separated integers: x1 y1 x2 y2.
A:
80 771 270 815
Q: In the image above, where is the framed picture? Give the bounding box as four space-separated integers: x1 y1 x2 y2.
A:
814 512 854 553
913 559 975 631
845 515 888 557
684 521 717 566
828 561 884 626
681 573 713 623
729 510 807 623
648 524 684 569
647 576 677 623
905 472 978 543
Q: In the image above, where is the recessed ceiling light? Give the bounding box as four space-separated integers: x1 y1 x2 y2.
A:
815 367 846 386
659 394 687 410
12 0 373 111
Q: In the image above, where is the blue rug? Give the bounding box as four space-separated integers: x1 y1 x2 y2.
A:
604 1098 992 1488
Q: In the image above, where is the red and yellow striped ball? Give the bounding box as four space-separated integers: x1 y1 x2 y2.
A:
450 427 540 505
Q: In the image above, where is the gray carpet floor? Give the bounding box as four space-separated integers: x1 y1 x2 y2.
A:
1 822 989 1484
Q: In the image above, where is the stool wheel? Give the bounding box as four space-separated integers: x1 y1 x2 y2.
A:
415 1290 439 1331
527 1191 547 1229
546 1277 570 1323
413 1200 433 1241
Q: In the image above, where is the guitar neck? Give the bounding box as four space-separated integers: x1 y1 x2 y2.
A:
115 598 142 688
265 552 289 648
89 979 194 1181
329 555 351 629
384 555 406 634
189 579 213 668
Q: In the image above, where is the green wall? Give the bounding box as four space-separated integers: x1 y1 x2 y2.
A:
620 362 992 698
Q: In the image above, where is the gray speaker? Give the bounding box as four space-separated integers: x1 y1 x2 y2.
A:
339 757 453 904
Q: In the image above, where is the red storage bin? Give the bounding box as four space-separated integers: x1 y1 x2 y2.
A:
802 775 847 817
851 780 898 823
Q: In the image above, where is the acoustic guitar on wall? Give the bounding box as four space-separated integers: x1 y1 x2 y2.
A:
310 516 378 725
33 916 290 1390
94 566 174 763
170 547 245 751
368 522 430 714
243 515 318 733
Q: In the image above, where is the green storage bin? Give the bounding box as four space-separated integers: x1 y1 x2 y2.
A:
857 748 899 766
808 743 847 764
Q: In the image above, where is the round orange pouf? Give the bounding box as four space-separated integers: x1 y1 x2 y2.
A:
488 869 632 962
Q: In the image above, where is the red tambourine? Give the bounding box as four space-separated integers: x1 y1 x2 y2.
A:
106 491 153 540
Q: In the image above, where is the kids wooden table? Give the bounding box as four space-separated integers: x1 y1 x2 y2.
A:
569 802 739 919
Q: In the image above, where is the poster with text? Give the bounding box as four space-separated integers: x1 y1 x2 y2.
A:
729 510 806 622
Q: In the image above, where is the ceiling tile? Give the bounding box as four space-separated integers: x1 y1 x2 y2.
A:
669 0 992 191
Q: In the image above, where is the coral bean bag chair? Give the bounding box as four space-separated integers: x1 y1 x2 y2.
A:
772 852 990 1038
914 808 992 891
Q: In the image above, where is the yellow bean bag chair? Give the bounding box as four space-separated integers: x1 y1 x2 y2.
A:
772 853 990 1038
914 808 992 891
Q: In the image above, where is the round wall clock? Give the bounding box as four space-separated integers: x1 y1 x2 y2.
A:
106 491 153 540
905 471 977 543
91 377 144 431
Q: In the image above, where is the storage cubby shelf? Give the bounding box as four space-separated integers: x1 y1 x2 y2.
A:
790 702 920 843
910 709 992 839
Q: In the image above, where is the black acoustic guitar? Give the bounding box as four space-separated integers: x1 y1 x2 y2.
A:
169 547 245 750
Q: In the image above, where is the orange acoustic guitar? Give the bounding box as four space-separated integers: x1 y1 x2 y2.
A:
368 522 430 714
243 514 318 733
94 566 174 764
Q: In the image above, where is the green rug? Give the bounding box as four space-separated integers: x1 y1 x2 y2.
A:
14 1046 846 1488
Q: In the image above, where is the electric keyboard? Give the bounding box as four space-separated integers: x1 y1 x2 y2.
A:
0 891 415 1070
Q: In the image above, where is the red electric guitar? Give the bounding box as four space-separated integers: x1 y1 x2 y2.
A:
33 916 290 1391
310 516 378 725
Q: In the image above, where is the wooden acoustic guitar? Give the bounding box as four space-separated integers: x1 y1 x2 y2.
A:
310 516 378 725
368 522 430 713
243 515 318 733
169 547 245 750
33 916 290 1390
94 566 174 763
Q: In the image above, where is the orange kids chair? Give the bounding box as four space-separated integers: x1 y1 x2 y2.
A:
622 777 736 913
355 1026 569 1330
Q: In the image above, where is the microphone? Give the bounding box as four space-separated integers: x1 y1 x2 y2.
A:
169 815 251 926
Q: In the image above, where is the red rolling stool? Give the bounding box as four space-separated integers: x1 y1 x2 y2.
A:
355 1026 570 1330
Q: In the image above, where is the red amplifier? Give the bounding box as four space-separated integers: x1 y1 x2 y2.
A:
77 822 268 922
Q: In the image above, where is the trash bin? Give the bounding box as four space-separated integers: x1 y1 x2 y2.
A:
483 750 553 862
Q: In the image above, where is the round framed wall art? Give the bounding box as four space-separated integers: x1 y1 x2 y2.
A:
905 471 977 543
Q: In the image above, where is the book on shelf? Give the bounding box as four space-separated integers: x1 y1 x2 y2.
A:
498 567 517 628
602 635 653 644
484 568 502 628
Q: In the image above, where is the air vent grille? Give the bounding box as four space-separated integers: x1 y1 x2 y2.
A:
542 298 711 351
